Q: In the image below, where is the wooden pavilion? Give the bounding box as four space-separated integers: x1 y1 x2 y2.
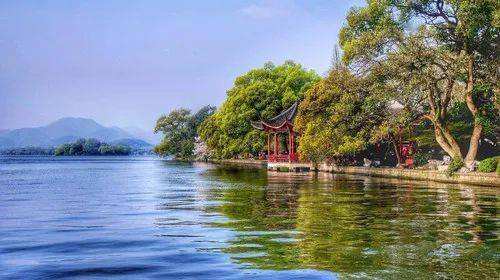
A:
251 102 299 163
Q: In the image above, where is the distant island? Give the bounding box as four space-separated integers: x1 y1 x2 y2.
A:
0 117 156 156
0 146 55 156
54 138 131 156
1 138 144 156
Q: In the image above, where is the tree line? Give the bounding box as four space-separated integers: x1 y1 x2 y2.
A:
154 0 498 172
1 147 55 156
54 138 131 156
1 138 133 156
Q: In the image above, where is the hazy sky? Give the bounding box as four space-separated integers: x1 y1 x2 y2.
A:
0 0 364 130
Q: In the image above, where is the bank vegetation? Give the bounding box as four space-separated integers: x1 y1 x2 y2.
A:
154 0 498 173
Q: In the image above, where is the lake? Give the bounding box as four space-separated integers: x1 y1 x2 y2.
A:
0 156 498 279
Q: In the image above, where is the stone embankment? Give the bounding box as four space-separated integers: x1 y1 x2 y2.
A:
317 164 499 187
210 159 499 187
209 159 267 169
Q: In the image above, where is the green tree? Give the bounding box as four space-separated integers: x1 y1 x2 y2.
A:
190 105 216 131
68 139 85 155
154 108 194 159
98 144 113 155
82 138 102 155
295 67 387 164
111 145 131 155
154 106 215 160
54 143 71 156
198 61 320 159
339 0 499 167
54 139 131 156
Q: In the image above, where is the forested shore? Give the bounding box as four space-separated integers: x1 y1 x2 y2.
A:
154 1 499 174
1 138 133 156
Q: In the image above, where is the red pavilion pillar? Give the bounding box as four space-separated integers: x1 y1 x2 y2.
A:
289 127 295 162
288 129 291 160
274 133 278 157
267 133 271 160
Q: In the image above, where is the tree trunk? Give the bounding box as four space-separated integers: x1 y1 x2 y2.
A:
464 56 482 167
434 126 462 160
465 124 482 166
425 115 463 160
390 133 403 167
425 82 463 161
440 124 463 157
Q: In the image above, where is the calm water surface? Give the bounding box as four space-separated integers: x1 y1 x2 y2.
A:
0 156 498 279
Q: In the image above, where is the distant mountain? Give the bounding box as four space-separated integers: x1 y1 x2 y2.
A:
0 117 150 149
43 117 104 139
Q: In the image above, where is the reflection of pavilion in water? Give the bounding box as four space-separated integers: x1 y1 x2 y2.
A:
204 169 498 278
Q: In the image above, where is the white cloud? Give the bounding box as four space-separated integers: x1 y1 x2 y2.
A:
239 0 298 19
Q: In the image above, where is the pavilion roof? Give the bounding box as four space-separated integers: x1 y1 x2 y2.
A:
251 102 299 131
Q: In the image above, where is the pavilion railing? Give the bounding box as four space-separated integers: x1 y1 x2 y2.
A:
268 153 298 163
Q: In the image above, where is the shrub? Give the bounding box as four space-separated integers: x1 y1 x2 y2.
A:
477 157 498 173
277 167 290 172
414 152 430 167
446 158 464 176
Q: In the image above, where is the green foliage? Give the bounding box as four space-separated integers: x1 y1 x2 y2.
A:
1 147 54 155
154 106 215 160
54 138 131 156
447 158 464 176
54 144 71 156
97 144 131 155
414 152 431 167
190 105 216 131
295 68 386 163
339 0 403 65
338 0 499 163
477 157 498 173
474 84 499 136
198 61 320 159
82 138 102 155
277 167 290 172
154 108 194 159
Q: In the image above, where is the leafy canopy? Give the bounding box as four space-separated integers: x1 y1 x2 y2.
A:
295 68 387 163
199 61 320 159
54 138 131 156
339 0 499 164
154 105 215 159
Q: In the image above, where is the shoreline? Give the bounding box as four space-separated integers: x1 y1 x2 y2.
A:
209 159 500 187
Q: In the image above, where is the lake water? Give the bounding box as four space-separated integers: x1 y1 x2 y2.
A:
0 156 498 279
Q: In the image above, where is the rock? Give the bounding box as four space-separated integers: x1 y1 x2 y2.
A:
465 161 479 171
427 159 447 170
426 159 441 170
459 167 469 173
442 156 451 165
437 165 449 172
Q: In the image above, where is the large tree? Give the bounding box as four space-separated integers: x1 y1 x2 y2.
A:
339 0 499 167
154 105 215 159
295 67 387 164
198 61 320 159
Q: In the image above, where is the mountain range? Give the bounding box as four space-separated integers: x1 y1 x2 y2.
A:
0 118 156 149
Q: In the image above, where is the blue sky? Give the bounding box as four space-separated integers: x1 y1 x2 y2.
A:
0 0 364 130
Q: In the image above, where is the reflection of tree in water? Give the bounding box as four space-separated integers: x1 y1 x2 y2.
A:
203 168 499 278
